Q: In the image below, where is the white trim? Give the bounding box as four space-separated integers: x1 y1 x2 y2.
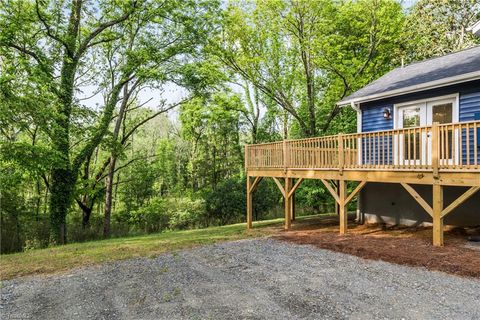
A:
337 71 480 106
393 93 459 128
351 102 363 165
350 102 362 133
467 20 480 36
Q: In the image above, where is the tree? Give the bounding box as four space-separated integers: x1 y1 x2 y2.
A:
180 93 244 190
1 0 143 244
0 0 220 243
316 0 405 133
216 0 315 137
214 0 405 138
404 0 480 62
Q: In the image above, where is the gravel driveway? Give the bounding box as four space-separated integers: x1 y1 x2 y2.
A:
2 238 480 320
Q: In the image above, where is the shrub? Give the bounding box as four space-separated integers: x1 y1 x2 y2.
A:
205 176 278 226
167 197 206 230
128 198 170 233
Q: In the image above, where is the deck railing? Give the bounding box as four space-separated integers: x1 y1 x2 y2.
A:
245 120 480 172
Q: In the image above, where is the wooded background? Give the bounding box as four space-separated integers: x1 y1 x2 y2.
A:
1 0 479 253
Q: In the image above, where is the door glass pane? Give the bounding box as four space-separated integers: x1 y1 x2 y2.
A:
403 108 420 160
403 108 420 128
432 103 452 124
432 103 453 159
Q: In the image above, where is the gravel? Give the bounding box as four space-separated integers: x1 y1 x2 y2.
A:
1 238 480 320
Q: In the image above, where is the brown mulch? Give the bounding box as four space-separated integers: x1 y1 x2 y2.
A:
273 215 480 278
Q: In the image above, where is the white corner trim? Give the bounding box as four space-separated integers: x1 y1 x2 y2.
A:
467 20 480 36
350 101 362 133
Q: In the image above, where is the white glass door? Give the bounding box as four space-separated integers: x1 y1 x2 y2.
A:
426 99 457 165
396 104 427 165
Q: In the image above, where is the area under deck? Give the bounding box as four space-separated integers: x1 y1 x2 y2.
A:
245 121 480 246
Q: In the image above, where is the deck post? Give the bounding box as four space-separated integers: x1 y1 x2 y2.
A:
334 180 340 215
338 134 344 175
339 179 347 234
284 177 292 230
291 191 295 221
432 184 444 246
247 176 253 229
431 122 440 179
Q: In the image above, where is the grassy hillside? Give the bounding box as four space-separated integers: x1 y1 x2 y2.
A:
0 219 284 280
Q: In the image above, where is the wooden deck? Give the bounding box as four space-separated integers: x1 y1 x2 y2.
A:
245 121 480 246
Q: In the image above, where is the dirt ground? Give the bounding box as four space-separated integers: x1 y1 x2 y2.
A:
274 214 480 278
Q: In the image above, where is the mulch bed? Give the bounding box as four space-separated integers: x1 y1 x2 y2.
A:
273 216 480 278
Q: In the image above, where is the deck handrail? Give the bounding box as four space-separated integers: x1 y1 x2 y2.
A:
245 120 480 172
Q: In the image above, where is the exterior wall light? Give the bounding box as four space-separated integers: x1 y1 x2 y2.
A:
383 108 391 120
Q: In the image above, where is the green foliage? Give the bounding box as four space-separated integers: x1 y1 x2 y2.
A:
128 198 171 233
121 197 206 233
180 93 244 190
216 0 405 138
205 176 278 225
404 0 480 62
205 177 246 225
295 180 335 214
165 197 206 230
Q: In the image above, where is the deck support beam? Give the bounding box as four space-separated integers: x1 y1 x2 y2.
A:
272 177 301 230
432 184 444 246
400 183 433 217
246 176 264 229
284 178 293 230
345 181 367 206
321 180 367 234
339 180 347 234
320 179 340 203
246 177 253 229
249 177 263 193
441 186 479 218
334 180 340 216
272 177 285 197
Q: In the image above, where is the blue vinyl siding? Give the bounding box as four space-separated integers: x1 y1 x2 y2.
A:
359 80 480 165
361 103 394 132
459 91 480 165
360 104 394 164
459 91 480 121
361 135 393 165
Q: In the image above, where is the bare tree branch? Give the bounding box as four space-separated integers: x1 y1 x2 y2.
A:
121 98 190 144
35 0 71 53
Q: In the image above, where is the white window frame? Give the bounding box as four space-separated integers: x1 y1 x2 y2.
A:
393 93 460 166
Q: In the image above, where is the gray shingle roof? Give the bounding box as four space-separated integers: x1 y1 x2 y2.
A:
338 45 480 105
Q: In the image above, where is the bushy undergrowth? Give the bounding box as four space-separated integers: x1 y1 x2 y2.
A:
1 175 342 253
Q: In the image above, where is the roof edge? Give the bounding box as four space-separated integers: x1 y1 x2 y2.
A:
338 70 480 107
467 20 480 35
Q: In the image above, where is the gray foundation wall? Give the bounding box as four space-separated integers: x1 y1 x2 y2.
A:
360 183 480 227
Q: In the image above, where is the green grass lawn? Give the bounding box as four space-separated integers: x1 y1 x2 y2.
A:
0 219 285 280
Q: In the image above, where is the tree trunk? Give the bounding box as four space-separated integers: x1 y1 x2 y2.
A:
76 198 94 228
103 81 130 238
113 173 120 213
82 206 93 228
49 167 74 244
103 156 117 237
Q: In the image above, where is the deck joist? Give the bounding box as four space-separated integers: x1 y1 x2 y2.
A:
247 169 480 187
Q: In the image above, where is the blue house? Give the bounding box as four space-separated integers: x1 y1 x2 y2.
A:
245 46 479 246
338 46 480 228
